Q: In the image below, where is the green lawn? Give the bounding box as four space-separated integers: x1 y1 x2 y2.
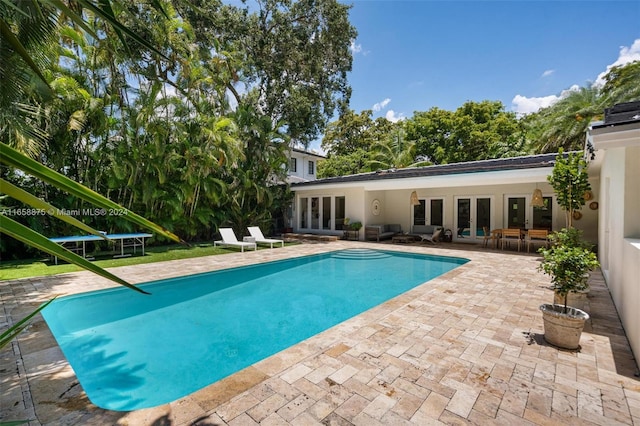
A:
1 242 296 281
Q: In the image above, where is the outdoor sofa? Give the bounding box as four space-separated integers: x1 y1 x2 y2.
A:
365 224 402 242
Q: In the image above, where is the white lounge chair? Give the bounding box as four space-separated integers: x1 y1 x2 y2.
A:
248 226 284 248
214 228 257 252
419 227 442 244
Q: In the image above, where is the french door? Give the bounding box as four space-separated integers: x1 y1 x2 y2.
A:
412 198 444 230
298 196 346 231
454 196 492 242
504 195 554 230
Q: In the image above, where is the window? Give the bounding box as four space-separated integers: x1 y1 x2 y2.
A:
308 160 315 175
289 158 297 172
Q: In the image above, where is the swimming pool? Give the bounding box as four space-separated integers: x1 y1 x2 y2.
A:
42 249 468 411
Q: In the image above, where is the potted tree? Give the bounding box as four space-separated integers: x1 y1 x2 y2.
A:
537 150 599 349
547 228 594 310
538 241 599 349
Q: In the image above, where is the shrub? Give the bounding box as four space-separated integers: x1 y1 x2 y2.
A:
538 243 599 312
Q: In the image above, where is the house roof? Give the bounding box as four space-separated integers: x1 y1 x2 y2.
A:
591 101 640 129
588 102 640 150
291 153 560 188
290 147 326 159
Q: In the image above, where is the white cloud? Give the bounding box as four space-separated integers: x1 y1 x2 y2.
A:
512 39 639 115
350 40 362 54
541 69 555 78
372 98 391 112
594 38 640 87
512 85 580 115
511 94 559 115
385 110 405 123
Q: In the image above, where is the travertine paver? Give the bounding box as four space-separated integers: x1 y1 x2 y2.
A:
1 240 639 425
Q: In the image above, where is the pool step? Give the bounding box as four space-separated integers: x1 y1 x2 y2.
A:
330 248 392 260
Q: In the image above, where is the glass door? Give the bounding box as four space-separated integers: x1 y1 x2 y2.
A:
322 196 332 230
412 198 444 230
532 197 553 230
456 198 471 239
335 196 345 230
311 197 320 229
505 195 554 231
299 197 308 229
475 197 491 238
454 196 492 242
506 197 527 229
429 198 444 226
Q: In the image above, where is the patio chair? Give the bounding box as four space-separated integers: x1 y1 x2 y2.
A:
247 226 284 249
214 228 257 252
526 229 550 253
482 226 496 248
501 228 522 251
419 227 442 244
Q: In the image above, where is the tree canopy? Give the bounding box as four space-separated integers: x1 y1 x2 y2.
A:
319 61 639 178
1 0 355 258
177 0 357 145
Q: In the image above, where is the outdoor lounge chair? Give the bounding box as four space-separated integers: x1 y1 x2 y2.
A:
247 226 284 248
214 228 257 252
419 227 442 244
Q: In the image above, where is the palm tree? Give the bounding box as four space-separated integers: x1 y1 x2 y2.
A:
600 61 640 106
530 85 605 153
369 127 427 170
225 104 290 236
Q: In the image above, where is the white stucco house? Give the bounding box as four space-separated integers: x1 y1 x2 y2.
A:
288 100 640 370
587 101 640 370
286 147 325 184
289 153 599 244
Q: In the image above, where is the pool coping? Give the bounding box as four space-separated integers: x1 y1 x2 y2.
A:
2 241 639 425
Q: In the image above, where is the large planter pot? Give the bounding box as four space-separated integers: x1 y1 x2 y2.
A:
539 304 590 350
553 290 589 312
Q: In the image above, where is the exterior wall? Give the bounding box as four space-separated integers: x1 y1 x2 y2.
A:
599 145 640 368
624 146 640 237
291 178 599 243
292 187 364 236
287 151 323 182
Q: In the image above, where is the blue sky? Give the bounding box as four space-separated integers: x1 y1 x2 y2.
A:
339 0 640 125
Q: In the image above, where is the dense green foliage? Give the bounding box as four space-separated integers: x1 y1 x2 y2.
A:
405 101 527 164
538 228 599 311
1 0 355 259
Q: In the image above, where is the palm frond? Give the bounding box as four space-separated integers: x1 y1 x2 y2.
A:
1 142 185 244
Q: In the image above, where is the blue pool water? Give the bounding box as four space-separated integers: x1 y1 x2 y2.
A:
42 249 468 411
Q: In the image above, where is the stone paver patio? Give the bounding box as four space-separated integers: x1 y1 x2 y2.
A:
2 241 639 425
